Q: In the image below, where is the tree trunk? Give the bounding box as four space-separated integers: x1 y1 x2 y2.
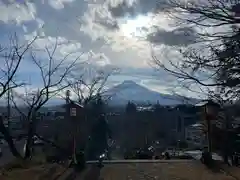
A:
24 122 34 159
224 153 229 164
0 117 22 158
223 113 231 165
24 116 38 159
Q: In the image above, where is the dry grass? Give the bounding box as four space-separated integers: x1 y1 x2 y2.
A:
0 166 46 180
100 162 236 180
0 160 67 180
0 159 44 172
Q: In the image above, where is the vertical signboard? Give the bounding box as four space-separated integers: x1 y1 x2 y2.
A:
70 107 77 117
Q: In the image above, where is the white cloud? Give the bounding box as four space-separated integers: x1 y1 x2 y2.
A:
22 25 28 32
48 0 76 9
0 0 206 98
0 2 36 24
24 30 111 68
36 18 45 28
79 1 180 68
87 51 111 66
24 31 83 60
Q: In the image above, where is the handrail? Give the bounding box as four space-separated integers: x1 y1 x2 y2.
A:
86 159 193 164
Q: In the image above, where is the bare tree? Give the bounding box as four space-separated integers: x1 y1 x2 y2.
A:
0 34 37 158
10 40 81 159
151 2 240 160
152 0 240 101
0 34 37 98
163 0 240 39
69 68 117 106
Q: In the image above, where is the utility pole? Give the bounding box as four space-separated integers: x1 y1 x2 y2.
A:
66 90 77 165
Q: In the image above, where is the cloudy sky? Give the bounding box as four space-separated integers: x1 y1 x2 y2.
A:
0 0 203 98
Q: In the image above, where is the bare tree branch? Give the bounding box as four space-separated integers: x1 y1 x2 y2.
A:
0 34 37 98
10 39 81 159
151 47 223 87
68 68 118 106
152 1 240 101
0 34 38 158
164 0 239 33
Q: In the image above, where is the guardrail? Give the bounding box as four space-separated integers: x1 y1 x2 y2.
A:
86 159 193 164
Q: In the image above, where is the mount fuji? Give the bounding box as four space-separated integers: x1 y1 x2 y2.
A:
105 80 199 106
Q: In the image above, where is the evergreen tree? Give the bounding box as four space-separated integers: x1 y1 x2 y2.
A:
153 101 162 112
125 101 137 114
86 94 111 160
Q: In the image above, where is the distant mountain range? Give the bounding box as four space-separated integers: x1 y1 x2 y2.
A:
105 80 199 106
0 81 199 113
42 80 199 107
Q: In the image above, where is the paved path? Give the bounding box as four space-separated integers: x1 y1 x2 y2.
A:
0 140 25 166
0 159 236 180
99 161 235 180
65 160 235 180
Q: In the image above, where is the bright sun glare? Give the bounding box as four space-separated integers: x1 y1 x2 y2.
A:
120 15 152 38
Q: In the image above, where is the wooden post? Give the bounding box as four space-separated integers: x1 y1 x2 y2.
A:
73 133 77 164
205 106 212 153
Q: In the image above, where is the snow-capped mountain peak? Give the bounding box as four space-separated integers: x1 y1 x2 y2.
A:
109 80 148 92
106 80 198 105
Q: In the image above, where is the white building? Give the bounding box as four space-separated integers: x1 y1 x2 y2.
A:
185 123 206 148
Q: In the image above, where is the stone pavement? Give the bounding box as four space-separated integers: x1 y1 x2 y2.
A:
217 163 240 180
76 161 236 180
0 160 237 180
